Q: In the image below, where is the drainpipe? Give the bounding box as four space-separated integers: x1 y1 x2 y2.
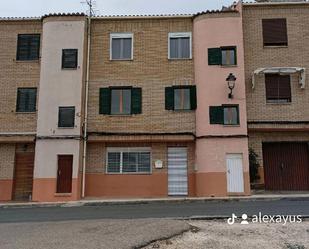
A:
82 14 91 198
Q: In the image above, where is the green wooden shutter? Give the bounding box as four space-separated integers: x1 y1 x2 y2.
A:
165 87 174 110
209 106 224 124
99 88 111 115
131 88 142 114
190 86 197 110
208 48 222 65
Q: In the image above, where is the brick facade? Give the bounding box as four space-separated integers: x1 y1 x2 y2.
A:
88 17 195 134
0 20 41 133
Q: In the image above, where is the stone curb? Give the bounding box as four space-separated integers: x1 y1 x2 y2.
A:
1 195 309 209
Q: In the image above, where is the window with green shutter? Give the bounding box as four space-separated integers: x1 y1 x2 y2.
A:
165 86 197 111
208 48 222 65
99 87 142 115
208 47 237 66
209 106 224 124
16 88 37 112
209 105 240 125
16 34 40 61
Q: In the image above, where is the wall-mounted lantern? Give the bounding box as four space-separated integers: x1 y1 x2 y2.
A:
226 73 236 99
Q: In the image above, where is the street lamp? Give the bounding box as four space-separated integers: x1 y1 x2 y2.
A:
226 73 236 99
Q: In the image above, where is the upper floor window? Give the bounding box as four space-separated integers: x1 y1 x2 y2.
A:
265 74 291 103
165 86 196 111
99 87 142 115
262 19 288 46
209 105 239 125
62 49 78 69
168 32 192 59
16 88 37 112
208 46 237 66
106 147 151 174
110 33 133 60
58 107 75 128
16 34 40 61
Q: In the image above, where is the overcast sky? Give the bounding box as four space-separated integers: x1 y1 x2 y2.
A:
1 0 236 17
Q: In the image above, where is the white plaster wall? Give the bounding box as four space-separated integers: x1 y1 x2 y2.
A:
34 140 80 178
37 20 85 136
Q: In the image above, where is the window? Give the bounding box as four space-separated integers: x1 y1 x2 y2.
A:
262 19 288 46
168 32 192 59
110 33 133 60
106 148 151 174
223 106 239 125
58 107 75 128
16 88 37 112
208 46 237 66
265 74 291 103
209 105 239 125
16 34 40 61
62 49 78 69
99 87 142 115
165 86 196 111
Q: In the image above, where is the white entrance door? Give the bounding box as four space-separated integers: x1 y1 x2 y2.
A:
226 154 244 193
168 147 188 196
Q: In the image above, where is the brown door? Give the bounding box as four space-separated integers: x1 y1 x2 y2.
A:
13 153 35 201
57 155 73 193
263 143 309 191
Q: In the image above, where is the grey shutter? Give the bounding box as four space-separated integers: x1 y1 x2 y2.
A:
99 88 111 115
62 49 78 69
16 88 37 112
165 87 174 110
209 106 224 124
17 34 40 60
208 48 222 65
131 88 142 114
190 86 197 110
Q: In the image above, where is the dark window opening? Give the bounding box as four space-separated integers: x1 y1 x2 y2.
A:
58 107 75 128
16 88 37 112
16 34 40 61
265 74 291 103
262 19 288 46
62 49 78 69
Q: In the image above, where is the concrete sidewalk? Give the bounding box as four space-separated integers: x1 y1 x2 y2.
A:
1 193 309 209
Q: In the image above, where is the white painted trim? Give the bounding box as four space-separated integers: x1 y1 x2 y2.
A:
110 32 134 60
168 32 192 60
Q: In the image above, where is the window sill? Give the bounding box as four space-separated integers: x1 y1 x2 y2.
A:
168 58 192 61
108 114 134 117
61 67 78 70
16 111 36 114
221 65 238 68
54 193 72 197
57 127 76 129
110 59 133 61
15 59 40 63
172 109 194 112
223 124 240 127
106 173 152 175
266 102 292 105
263 45 288 49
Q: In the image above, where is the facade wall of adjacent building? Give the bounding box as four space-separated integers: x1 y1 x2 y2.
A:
248 131 309 185
85 141 196 197
88 17 195 134
243 4 309 122
0 144 15 200
0 20 41 133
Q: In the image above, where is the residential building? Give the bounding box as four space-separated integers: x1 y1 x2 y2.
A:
0 0 308 202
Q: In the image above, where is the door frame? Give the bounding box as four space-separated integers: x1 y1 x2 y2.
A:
226 153 245 194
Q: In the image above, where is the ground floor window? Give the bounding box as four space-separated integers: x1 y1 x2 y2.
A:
106 148 151 174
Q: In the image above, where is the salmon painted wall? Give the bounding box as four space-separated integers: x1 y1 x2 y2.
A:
193 3 250 196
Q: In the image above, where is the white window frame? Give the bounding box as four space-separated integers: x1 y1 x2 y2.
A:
106 147 152 174
168 32 192 60
110 33 134 60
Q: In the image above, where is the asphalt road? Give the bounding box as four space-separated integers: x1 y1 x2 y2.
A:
0 198 309 223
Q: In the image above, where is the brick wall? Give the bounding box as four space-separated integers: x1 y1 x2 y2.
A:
86 142 195 174
0 20 42 132
243 5 309 122
88 18 195 134
0 144 15 179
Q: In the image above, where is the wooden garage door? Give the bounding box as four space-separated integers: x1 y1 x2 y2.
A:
13 153 35 201
57 155 73 194
263 143 309 191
